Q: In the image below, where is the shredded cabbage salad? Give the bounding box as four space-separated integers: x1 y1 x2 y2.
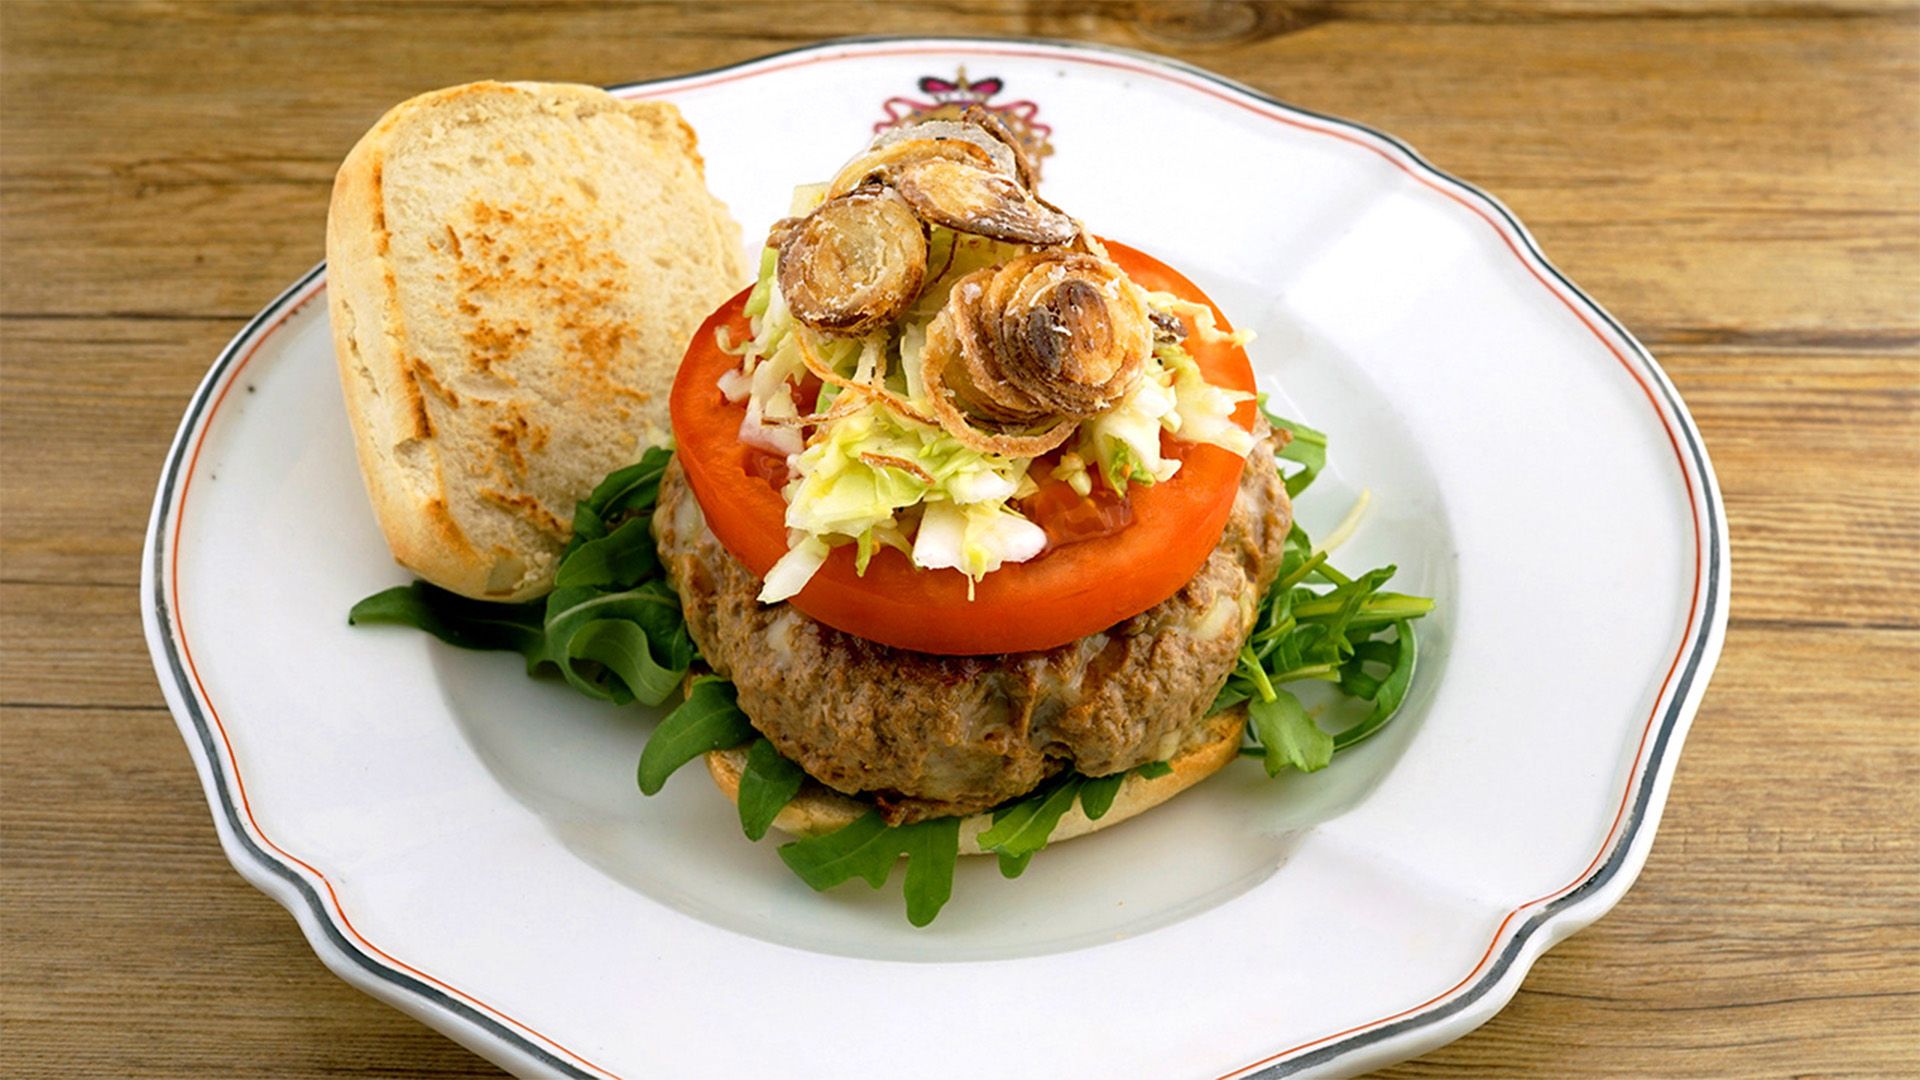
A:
727 187 1259 603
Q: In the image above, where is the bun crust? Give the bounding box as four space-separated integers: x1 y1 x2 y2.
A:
704 706 1247 853
327 81 745 601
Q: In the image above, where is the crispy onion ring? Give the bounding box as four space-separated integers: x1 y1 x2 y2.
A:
992 252 1149 413
951 252 1150 408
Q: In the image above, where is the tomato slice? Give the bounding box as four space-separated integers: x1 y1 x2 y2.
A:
1021 473 1134 549
670 240 1257 655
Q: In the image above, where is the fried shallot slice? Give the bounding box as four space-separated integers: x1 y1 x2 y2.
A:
920 250 1152 456
892 157 1079 246
777 186 929 336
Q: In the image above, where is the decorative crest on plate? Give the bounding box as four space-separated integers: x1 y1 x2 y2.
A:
875 68 1054 179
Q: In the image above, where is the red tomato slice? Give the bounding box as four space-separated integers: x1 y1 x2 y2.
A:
1021 473 1134 549
669 240 1257 655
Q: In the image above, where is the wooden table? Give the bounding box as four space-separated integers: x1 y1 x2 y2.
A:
3 2 1915 1075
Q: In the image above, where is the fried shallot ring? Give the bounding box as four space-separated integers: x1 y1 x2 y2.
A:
958 104 1040 188
827 136 1000 198
914 250 1153 458
891 157 1079 246
920 307 1080 458
777 186 929 337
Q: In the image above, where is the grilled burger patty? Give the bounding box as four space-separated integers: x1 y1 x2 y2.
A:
652 430 1292 823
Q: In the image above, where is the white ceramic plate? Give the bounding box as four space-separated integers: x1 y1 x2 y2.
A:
144 37 1728 1079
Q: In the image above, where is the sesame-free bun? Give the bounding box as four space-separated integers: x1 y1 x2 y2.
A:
703 706 1247 853
327 81 745 601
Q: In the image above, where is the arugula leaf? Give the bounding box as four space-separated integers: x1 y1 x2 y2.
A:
772 752 1180 923
348 583 545 661
1289 583 1429 627
1263 407 1328 497
1248 691 1333 775
349 446 695 708
566 618 681 707
1277 521 1314 583
899 817 961 927
636 677 754 796
976 760 1180 878
1212 680 1252 714
568 450 673 547
736 737 806 841
1333 620 1419 752
731 727 1188 917
993 847 1036 879
1067 757 1173 824
1338 638 1399 700
554 517 660 587
1339 663 1383 702
777 811 897 889
761 750 1195 924
979 775 1081 878
777 812 963 925
1076 772 1127 821
543 582 693 705
1213 420 1437 776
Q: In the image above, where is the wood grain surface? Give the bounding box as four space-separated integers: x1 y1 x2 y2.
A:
3 2 1916 1076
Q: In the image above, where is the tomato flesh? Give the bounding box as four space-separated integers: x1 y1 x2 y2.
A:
742 447 790 488
1021 473 1135 550
669 240 1257 655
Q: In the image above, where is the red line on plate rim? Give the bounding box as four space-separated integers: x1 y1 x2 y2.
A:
162 43 1708 1080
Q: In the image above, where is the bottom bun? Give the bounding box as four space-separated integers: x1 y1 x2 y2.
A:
704 705 1247 854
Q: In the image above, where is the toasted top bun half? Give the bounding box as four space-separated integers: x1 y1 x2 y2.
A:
704 706 1247 854
327 81 745 602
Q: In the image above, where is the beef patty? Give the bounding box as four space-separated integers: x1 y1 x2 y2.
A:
652 431 1292 823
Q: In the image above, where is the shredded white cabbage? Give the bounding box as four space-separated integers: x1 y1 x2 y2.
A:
758 534 829 603
1050 452 1094 497
911 501 1047 586
1161 343 1257 458
1083 360 1181 491
898 321 929 404
716 366 753 403
759 399 1044 597
788 182 829 216
738 384 803 458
